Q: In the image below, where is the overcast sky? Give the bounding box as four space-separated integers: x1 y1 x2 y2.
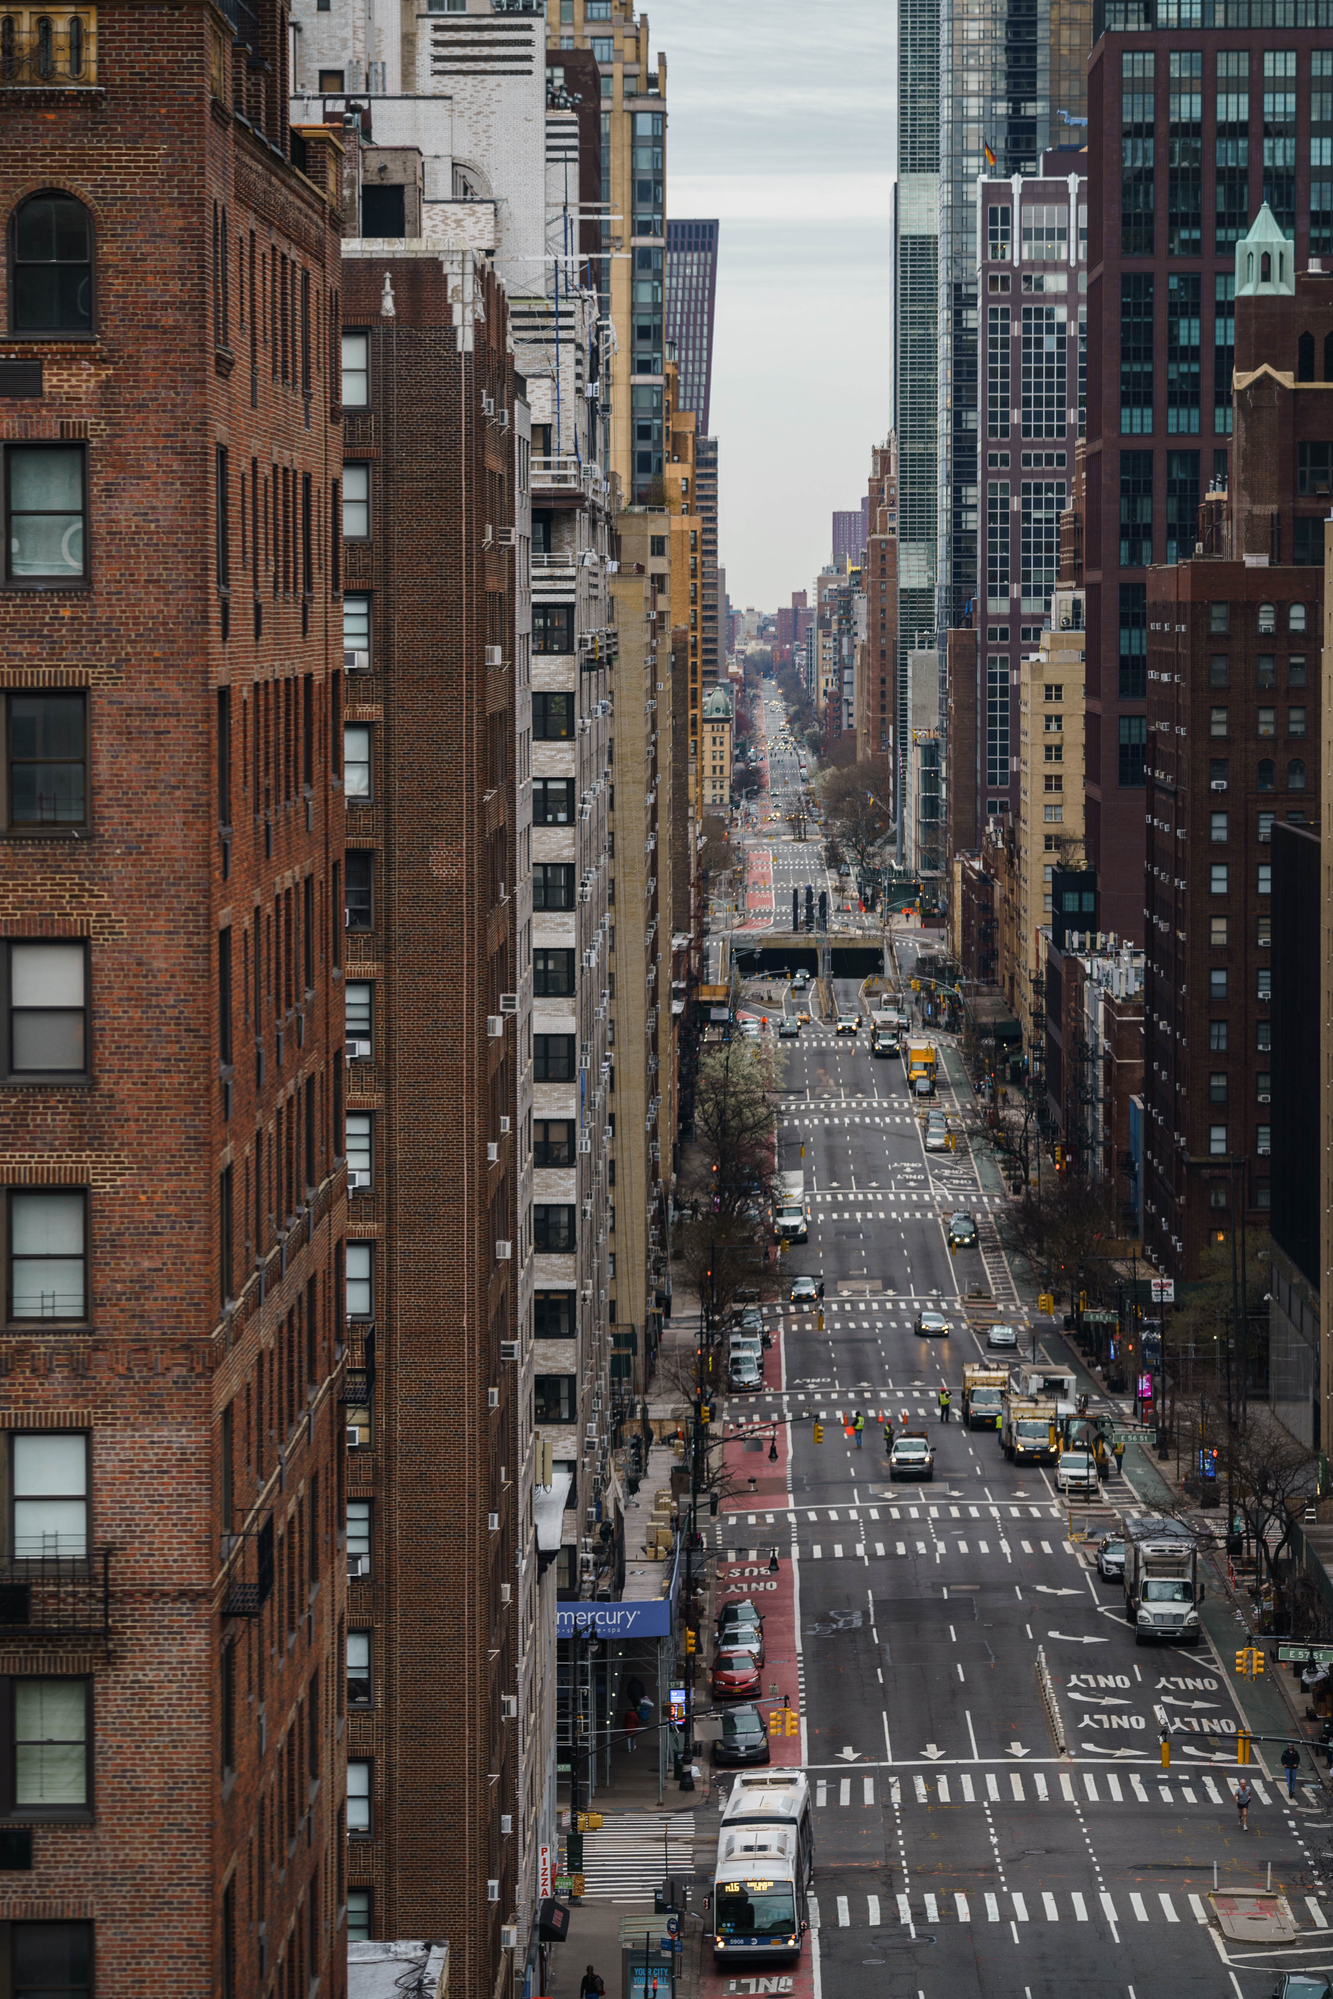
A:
648 0 896 614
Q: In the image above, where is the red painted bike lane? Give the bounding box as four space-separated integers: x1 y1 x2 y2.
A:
701 1366 819 1999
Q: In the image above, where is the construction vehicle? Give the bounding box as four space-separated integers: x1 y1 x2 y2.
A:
961 1364 1007 1431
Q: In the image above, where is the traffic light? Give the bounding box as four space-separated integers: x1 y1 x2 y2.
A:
685 1629 696 1655
700 1405 711 1425
1054 1144 1066 1173
567 1831 584 1870
813 1419 825 1442
575 1813 603 1832
769 1710 784 1737
1237 1730 1252 1764
1235 1648 1264 1680
786 1710 800 1736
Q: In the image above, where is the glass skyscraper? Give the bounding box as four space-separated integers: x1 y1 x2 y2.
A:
664 218 718 434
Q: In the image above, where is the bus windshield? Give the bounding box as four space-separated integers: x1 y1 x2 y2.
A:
715 1884 798 1940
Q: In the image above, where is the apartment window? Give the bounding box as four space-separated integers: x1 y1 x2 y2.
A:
1210 811 1228 841
532 606 574 655
532 692 574 740
4 941 87 1078
1119 715 1147 786
345 980 372 1053
1209 863 1228 894
1258 760 1275 792
534 1120 574 1168
1258 600 1277 634
533 778 575 826
347 1630 371 1706
1289 600 1307 632
1257 1020 1272 1052
1258 913 1273 946
1255 1070 1272 1101
1258 862 1272 895
1288 707 1307 739
533 948 574 997
1209 601 1230 634
6 1924 93 1999
344 726 371 800
1287 758 1307 789
11 193 94 334
1167 55 1203 257
1257 653 1276 687
1210 759 1229 785
533 863 574 911
1121 51 1155 254
346 1243 373 1320
7 1191 85 1323
342 465 370 539
533 1034 575 1083
1213 273 1236 434
1208 920 1229 951
1118 583 1147 696
1209 1072 1228 1103
533 1205 575 1254
346 1498 371 1580
1289 654 1307 686
534 1289 575 1338
1263 56 1298 236
343 594 371 668
4 445 87 585
346 1112 373 1190
345 852 373 930
1216 54 1250 252
1210 967 1228 998
4 690 87 831
11 1433 87 1558
1209 655 1229 687
3 1677 91 1815
341 332 369 409
347 1757 372 1834
591 34 612 61
1209 1020 1228 1051
533 1374 576 1422
1209 707 1229 737
1258 967 1272 999
347 1890 373 1941
1209 1180 1230 1210
1209 1125 1228 1155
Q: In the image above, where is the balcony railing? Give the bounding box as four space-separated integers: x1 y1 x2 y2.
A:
0 1550 110 1636
219 1516 274 1619
0 10 97 85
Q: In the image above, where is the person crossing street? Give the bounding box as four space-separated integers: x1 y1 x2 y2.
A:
1235 1777 1252 1830
939 1386 952 1423
1282 1742 1301 1796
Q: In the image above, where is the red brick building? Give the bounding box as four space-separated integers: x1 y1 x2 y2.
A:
1143 209 1325 1276
0 5 347 1995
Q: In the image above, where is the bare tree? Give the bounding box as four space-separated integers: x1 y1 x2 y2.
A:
688 1038 779 1216
818 760 894 872
1216 1405 1316 1600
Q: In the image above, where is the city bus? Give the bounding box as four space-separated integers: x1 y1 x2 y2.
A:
710 1771 814 1966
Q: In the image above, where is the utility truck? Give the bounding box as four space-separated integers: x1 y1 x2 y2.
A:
1122 1515 1204 1646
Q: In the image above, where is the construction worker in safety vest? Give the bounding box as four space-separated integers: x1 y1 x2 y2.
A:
853 1411 865 1449
883 1415 895 1453
939 1386 952 1423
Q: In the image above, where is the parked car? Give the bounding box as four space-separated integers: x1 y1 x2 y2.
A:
790 1275 825 1303
712 1704 771 1767
947 1212 978 1250
889 1432 936 1482
913 1309 950 1337
1267 1977 1331 1998
735 1309 766 1334
717 1601 765 1642
925 1123 950 1152
712 1648 763 1699
739 1018 762 1039
986 1323 1020 1351
729 1355 763 1392
1096 1535 1126 1581
836 1015 859 1036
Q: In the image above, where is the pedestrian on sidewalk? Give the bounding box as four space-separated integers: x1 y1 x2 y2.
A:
1282 1742 1301 1796
638 1694 654 1734
1236 1777 1252 1830
939 1387 952 1424
580 1970 606 1998
623 1706 640 1753
853 1411 864 1449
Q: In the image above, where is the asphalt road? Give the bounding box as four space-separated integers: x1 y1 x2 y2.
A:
707 693 1330 1999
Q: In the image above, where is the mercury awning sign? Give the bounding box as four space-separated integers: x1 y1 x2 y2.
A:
558 1601 672 1639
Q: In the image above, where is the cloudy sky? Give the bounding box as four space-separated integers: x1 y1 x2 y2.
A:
646 0 896 613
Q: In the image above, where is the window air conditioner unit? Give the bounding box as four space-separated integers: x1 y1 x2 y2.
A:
344 649 370 672
496 1239 512 1260
346 1427 361 1448
501 1695 518 1718
500 992 519 1013
487 1141 499 1163
579 1136 592 1153
486 645 504 667
498 525 516 545
1211 779 1227 790
501 1924 519 1951
487 1879 500 1904
349 1556 369 1578
488 1387 500 1408
500 1340 519 1361
603 1126 612 1142
346 1038 371 1061
500 1583 511 1604
500 1115 511 1134
1259 1092 1271 1103
488 1511 500 1532
586 1424 598 1439
499 408 510 430
482 395 496 416
346 1169 369 1191
488 1015 505 1037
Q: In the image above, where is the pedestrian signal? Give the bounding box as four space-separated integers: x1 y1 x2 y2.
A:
575 1813 603 1832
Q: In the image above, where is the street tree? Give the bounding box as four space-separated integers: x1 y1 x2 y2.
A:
685 1036 779 1219
1215 1404 1316 1599
818 760 894 871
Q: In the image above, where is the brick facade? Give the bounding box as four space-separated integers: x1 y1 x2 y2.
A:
0 7 348 1994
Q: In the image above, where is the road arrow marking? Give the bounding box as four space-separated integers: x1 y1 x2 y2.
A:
1081 1743 1144 1758
1067 1690 1132 1707
1008 1742 1031 1757
836 1746 863 1762
1047 1631 1110 1644
920 1744 947 1761
1158 1696 1222 1711
1035 1586 1083 1597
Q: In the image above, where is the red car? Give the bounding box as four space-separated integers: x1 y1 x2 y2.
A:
712 1648 762 1700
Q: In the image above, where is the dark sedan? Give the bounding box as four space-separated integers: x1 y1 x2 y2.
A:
712 1704 772 1766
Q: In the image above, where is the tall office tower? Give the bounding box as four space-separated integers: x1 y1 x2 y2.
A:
971 160 1088 835
858 440 900 784
895 0 942 807
832 509 865 568
697 435 721 687
665 219 719 432
1142 215 1324 1282
1084 7 1333 941
0 6 348 1995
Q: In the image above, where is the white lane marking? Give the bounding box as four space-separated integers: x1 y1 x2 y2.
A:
1308 1898 1328 1929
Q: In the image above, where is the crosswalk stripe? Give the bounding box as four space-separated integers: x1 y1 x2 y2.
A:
809 1896 821 1930
1107 1775 1123 1801
839 1778 851 1806
987 1773 1001 1801
867 1894 880 1927
1084 1774 1099 1801
1101 1893 1120 1926
837 1895 850 1927
1034 1773 1048 1801
1072 1893 1089 1922
938 1775 951 1803
863 1776 875 1805
956 1893 971 1923
985 1893 1000 1922
875 1541 885 1555
914 1775 928 1803
922 1894 937 1923
897 1893 912 1925
1309 1898 1329 1928
961 1774 975 1802
1130 1893 1149 1922
1013 1893 1029 1923
1061 1773 1076 1802
1160 1893 1179 1922
1043 1892 1059 1922
1132 1776 1149 1803
1189 1894 1209 1924
1010 1772 1024 1801
816 1781 827 1807
1204 1776 1223 1802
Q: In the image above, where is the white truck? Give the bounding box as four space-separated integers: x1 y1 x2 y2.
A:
1122 1515 1204 1646
1000 1370 1075 1465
